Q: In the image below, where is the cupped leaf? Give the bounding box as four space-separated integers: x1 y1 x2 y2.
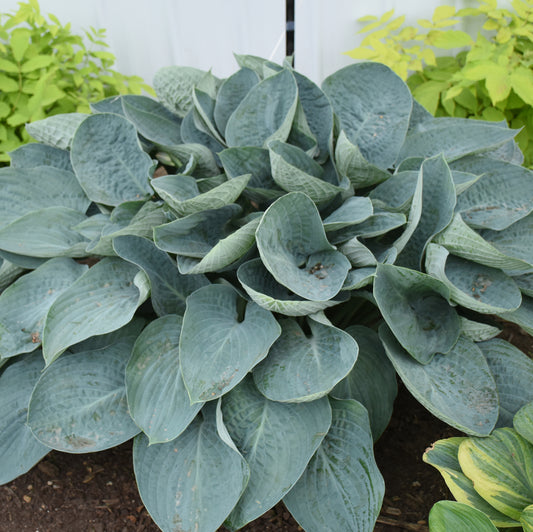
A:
329 210 406 244
133 403 249 532
380 325 498 436
256 192 350 301
179 284 281 403
253 318 358 402
323 196 374 231
0 258 87 359
225 69 298 148
26 113 88 149
158 142 220 178
126 315 202 444
181 108 225 155
0 353 50 484
428 501 499 532
374 264 461 364
322 62 412 169
499 295 533 336
222 376 332 529
342 267 377 290
28 333 141 453
42 257 148 365
8 143 73 171
192 88 226 145
71 113 154 206
331 326 397 441
459 317 501 343
283 398 384 532
515 402 533 446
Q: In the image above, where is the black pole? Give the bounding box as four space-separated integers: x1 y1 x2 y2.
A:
286 0 295 60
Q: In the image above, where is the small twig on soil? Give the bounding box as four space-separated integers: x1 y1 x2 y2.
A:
377 516 429 531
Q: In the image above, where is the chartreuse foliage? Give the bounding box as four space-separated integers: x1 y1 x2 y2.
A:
424 401 533 530
0 0 152 164
0 54 533 531
346 0 533 167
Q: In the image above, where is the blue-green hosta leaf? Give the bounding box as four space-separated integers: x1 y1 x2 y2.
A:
0 353 50 484
369 170 418 212
179 284 281 403
284 398 384 532
256 192 350 301
451 158 533 230
374 264 461 364
380 325 498 436
90 95 125 115
133 403 249 532
222 376 331 529
334 131 391 188
0 251 46 269
0 207 89 258
428 501 499 532
287 101 319 157
8 143 73 171
0 166 90 230
233 53 272 76
193 87 226 145
237 258 348 317
514 273 533 297
181 108 225 156
331 326 397 441
225 69 298 148
26 113 88 149
515 402 533 446
113 236 208 316
458 428 533 521
426 243 522 314
152 173 250 217
269 140 351 203
323 62 412 169
338 238 376 267
126 315 202 444
28 334 141 452
0 259 23 291
478 338 533 428
323 196 373 231
42 257 148 365
253 318 358 403
396 154 456 270
459 317 501 343
499 295 533 336
398 118 517 163
71 113 154 206
121 94 182 145
341 267 377 290
423 437 520 528
0 258 87 359
158 142 220 178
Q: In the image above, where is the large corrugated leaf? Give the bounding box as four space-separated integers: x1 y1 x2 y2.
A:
26 113 88 149
8 143 73 171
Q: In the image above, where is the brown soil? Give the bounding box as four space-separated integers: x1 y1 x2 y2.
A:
0 324 530 532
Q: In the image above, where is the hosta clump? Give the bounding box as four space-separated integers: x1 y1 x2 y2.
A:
1 55 533 532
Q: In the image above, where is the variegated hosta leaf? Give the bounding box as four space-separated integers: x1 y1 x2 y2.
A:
237 258 349 316
222 377 332 530
283 398 384 532
28 330 141 452
423 437 521 528
458 428 533 521
322 196 373 231
113 235 208 316
322 62 412 169
179 284 281 403
225 69 298 148
380 325 498 436
428 501 499 532
0 258 87 359
477 338 533 428
330 326 397 441
26 113 88 149
126 315 202 444
255 192 350 301
42 257 148 365
522 505 533 532
8 143 73 171
0 353 50 484
71 113 154 206
515 402 533 446
253 318 358 402
426 243 522 314
373 263 461 364
133 403 249 532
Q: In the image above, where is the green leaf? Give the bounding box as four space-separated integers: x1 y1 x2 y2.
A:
8 144 73 172
510 67 533 106
374 264 461 364
222 377 332 529
71 113 154 206
514 402 533 446
113 236 208 316
322 62 412 169
0 353 50 484
427 29 473 48
522 505 533 532
380 325 498 436
225 69 298 148
179 284 281 403
0 258 87 359
28 330 141 452
412 80 449 115
10 28 30 62
284 398 384 532
330 326 398 441
428 501 499 532
0 75 19 92
253 318 358 402
42 257 148 365
26 113 88 150
255 192 350 301
126 315 202 444
20 55 55 73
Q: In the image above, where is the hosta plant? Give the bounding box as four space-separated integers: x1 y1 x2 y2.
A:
424 401 533 531
1 54 533 532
